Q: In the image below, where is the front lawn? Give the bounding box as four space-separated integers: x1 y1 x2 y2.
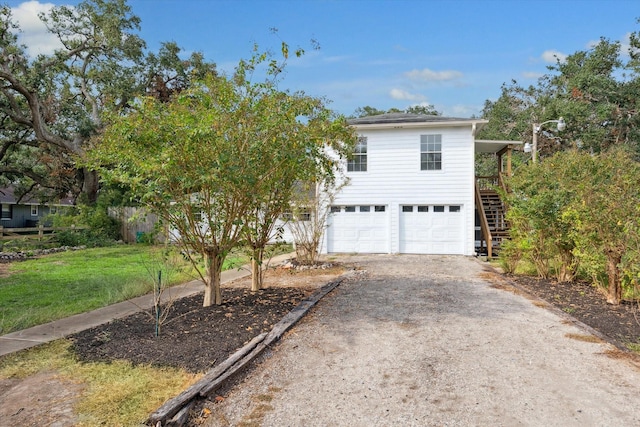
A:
0 245 249 334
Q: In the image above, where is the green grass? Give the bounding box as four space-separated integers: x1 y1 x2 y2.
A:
0 245 251 334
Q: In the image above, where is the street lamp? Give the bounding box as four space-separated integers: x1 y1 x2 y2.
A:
523 117 566 163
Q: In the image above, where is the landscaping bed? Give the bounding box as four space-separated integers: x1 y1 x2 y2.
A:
507 274 640 351
71 287 310 373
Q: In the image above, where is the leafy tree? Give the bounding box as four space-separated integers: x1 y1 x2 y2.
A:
0 1 144 202
405 104 440 116
352 104 440 118
479 32 640 159
564 149 640 304
91 47 355 306
352 106 387 117
503 152 583 281
0 1 215 203
236 57 356 290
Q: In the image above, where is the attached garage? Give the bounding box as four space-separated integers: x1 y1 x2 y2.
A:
325 203 466 255
326 205 388 253
399 204 465 255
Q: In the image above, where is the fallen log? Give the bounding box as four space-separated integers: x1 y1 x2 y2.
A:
147 332 267 424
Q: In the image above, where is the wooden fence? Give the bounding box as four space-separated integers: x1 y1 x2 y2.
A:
108 207 162 243
0 225 88 241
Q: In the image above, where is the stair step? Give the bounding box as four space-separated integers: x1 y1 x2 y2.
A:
477 185 510 257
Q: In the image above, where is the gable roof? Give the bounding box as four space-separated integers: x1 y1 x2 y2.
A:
0 187 75 206
347 113 488 133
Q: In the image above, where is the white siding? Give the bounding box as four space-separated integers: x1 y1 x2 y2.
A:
324 125 475 255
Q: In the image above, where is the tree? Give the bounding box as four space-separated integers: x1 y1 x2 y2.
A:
352 106 387 118
405 104 440 116
351 104 440 118
91 47 355 306
237 78 356 291
287 179 348 265
564 149 640 304
479 32 640 159
0 1 145 202
0 1 215 203
503 152 583 281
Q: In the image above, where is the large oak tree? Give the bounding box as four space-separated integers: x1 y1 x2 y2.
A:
0 0 214 203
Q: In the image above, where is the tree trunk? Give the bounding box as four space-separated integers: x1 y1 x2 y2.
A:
82 168 99 205
203 251 222 307
606 250 622 305
251 247 264 292
251 259 260 292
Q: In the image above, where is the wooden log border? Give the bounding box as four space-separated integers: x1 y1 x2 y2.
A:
148 274 349 426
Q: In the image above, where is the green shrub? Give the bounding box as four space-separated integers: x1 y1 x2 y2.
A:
505 149 640 303
46 194 122 248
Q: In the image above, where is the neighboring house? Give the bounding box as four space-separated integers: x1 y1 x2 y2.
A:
0 187 74 228
320 113 518 256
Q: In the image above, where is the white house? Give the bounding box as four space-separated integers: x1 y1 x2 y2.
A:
320 113 516 256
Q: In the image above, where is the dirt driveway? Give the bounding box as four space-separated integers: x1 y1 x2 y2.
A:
204 254 640 426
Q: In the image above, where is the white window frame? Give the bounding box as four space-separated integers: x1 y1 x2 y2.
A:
420 134 442 171
347 136 367 172
31 205 38 216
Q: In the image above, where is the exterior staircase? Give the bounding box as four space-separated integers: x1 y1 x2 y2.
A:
475 178 509 257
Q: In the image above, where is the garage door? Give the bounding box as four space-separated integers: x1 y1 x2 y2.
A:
326 205 388 253
399 204 464 254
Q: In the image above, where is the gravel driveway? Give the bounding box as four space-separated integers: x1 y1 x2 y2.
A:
204 254 640 427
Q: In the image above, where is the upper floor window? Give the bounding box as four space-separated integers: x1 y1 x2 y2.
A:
347 137 367 172
31 205 38 216
420 134 442 170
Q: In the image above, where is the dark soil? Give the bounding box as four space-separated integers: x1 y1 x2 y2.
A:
507 275 640 350
71 287 311 373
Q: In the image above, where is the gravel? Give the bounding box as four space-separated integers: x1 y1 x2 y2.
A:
203 254 640 427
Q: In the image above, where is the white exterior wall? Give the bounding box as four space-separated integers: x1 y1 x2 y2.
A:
322 124 476 255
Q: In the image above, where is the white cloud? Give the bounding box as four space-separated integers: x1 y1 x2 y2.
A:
587 39 600 49
541 49 567 64
522 71 543 79
619 32 640 58
389 88 426 102
404 68 463 82
445 104 480 118
11 1 64 57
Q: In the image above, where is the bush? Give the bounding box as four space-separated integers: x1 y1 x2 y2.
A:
503 149 640 304
46 194 122 248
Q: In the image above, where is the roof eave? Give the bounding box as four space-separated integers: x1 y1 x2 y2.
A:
352 119 489 131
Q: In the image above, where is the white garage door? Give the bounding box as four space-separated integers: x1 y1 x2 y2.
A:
399 204 464 254
326 205 388 253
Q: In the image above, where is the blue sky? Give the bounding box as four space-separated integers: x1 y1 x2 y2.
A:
5 0 640 117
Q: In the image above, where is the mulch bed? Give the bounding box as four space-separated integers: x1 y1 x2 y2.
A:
508 275 640 349
71 287 309 373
